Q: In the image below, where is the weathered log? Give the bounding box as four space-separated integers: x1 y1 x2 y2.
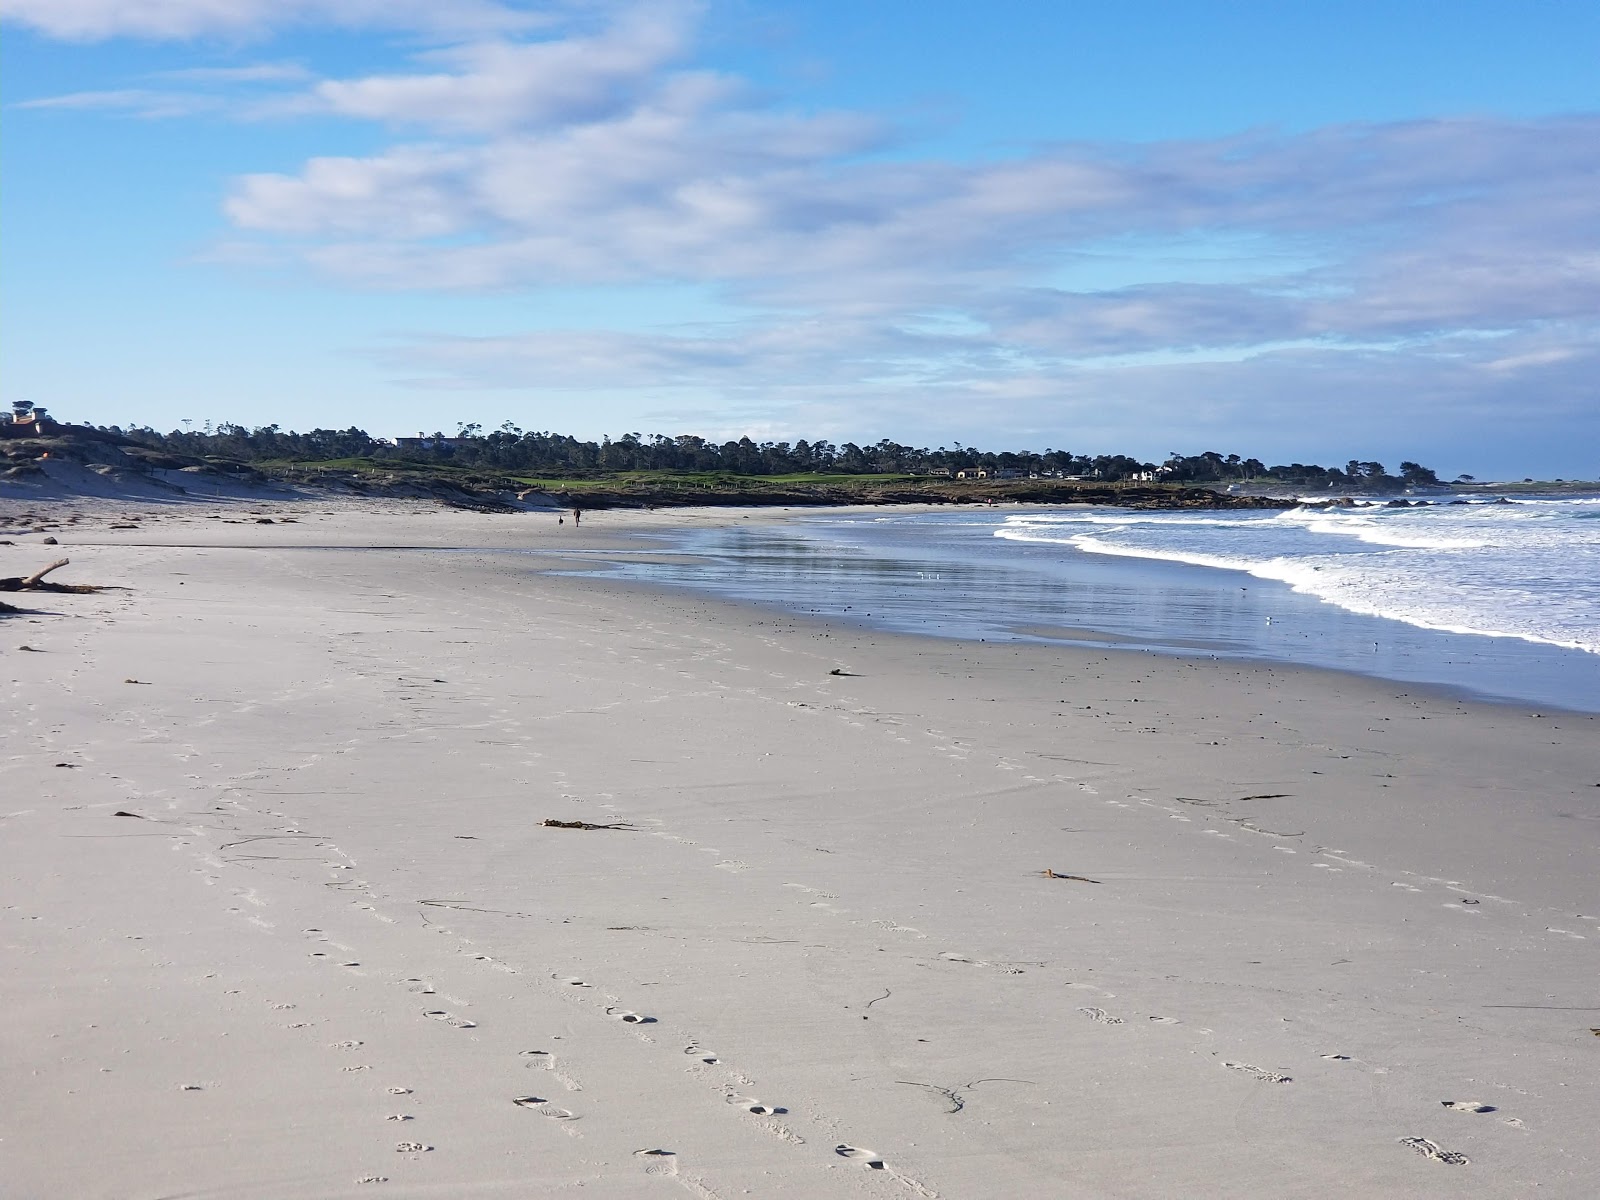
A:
22 558 70 587
0 558 111 593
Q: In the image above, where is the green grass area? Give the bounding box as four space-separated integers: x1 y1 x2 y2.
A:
240 455 1232 499
504 470 926 490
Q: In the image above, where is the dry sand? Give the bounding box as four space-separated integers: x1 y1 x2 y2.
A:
3 498 1597 1198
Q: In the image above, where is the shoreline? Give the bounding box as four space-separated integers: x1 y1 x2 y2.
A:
537 507 1600 716
9 495 1595 714
4 499 1598 1197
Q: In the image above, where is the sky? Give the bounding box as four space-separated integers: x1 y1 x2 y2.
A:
4 1 1599 478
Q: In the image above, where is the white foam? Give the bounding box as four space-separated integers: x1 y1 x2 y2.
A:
995 497 1600 655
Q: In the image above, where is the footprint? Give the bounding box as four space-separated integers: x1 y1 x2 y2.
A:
607 1008 655 1024
557 976 591 987
386 1087 412 1096
1441 1100 1495 1113
635 1148 678 1177
1078 1006 1123 1025
835 1144 886 1169
1399 1136 1468 1165
684 1043 720 1064
1148 1016 1180 1025
515 1097 578 1121
403 978 436 995
385 1114 412 1122
423 1009 477 1029
394 1142 431 1154
728 1094 787 1115
332 1040 364 1049
1320 1053 1352 1061
1223 1061 1292 1083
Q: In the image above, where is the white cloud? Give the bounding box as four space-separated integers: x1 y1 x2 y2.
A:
18 61 313 120
305 6 693 133
16 87 221 117
0 0 545 40
225 109 1600 343
155 62 312 83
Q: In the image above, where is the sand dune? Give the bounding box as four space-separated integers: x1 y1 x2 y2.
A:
3 500 1596 1197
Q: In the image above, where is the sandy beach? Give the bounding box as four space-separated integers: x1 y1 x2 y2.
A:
3 498 1597 1198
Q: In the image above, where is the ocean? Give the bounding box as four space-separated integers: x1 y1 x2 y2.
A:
590 493 1600 713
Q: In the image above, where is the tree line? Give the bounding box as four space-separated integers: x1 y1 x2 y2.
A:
106 422 1444 487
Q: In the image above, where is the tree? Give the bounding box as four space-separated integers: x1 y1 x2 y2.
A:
1398 461 1441 486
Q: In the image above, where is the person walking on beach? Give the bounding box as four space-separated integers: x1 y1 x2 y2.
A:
572 507 582 527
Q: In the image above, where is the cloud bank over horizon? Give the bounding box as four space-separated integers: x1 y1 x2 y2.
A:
5 1 1597 473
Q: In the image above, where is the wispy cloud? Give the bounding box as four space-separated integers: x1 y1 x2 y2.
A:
0 0 548 40
227 107 1600 342
299 6 697 133
16 87 222 118
18 61 312 118
154 62 312 84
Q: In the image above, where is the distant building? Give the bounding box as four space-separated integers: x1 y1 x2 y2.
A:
954 468 989 480
1 401 57 439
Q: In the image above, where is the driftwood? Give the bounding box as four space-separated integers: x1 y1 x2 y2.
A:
1043 869 1102 883
0 558 111 593
542 818 636 831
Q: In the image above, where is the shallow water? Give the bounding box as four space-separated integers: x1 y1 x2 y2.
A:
573 502 1600 713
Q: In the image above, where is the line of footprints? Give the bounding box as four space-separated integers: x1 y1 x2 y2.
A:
326 950 934 1193
1066 1001 1499 1166
301 915 1489 1186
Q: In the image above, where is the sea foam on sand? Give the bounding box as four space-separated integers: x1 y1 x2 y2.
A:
2 499 1597 1198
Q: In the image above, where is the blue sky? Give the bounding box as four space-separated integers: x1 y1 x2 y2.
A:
4 1 1598 477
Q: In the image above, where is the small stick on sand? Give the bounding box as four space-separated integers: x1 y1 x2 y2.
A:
1043 869 1102 883
542 818 637 831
